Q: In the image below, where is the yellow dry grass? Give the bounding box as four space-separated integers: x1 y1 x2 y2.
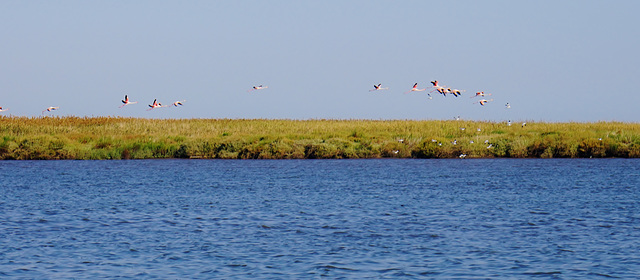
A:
1 116 639 159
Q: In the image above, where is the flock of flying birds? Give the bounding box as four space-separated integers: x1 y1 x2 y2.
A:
0 82 511 116
371 80 511 109
0 85 269 115
118 95 186 111
0 95 188 115
0 84 268 115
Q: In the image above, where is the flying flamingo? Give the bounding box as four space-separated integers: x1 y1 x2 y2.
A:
172 100 186 107
248 85 268 92
405 83 432 98
404 83 426 94
471 91 492 98
450 89 465 97
0 107 8 112
474 99 494 106
432 86 447 96
429 81 449 96
147 99 165 110
444 88 457 97
119 95 138 108
42 106 59 115
369 84 389 92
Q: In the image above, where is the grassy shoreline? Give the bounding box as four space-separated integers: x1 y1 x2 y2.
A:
1 116 639 159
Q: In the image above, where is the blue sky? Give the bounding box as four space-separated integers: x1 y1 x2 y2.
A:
1 1 639 122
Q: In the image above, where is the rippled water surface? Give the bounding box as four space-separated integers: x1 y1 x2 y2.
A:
1 159 639 279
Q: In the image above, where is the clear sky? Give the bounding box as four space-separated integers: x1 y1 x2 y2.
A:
1 1 639 122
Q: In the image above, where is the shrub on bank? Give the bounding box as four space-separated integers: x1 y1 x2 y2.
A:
1 116 639 159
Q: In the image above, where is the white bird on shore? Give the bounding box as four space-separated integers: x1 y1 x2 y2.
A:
42 106 59 115
147 99 165 111
248 85 268 92
172 100 186 107
119 95 138 108
369 84 389 92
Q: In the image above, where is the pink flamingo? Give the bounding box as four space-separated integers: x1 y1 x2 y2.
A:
147 99 165 110
432 86 447 96
429 80 450 96
248 85 268 92
450 89 465 97
471 91 492 98
119 95 138 108
369 84 389 92
42 106 59 115
404 83 426 94
474 99 494 106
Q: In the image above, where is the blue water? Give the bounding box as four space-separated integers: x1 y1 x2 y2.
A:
1 159 639 279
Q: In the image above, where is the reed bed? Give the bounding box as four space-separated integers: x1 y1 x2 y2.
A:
1 116 639 159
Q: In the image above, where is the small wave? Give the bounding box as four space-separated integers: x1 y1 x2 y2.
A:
524 271 562 275
376 267 401 273
529 211 550 215
588 272 621 278
316 264 356 271
162 220 178 225
419 271 442 276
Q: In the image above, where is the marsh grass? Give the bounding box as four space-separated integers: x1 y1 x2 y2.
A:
1 116 639 159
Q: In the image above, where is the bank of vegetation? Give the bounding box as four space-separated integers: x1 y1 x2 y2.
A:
1 116 639 159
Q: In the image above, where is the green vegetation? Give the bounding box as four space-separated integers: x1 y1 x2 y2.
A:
1 116 639 159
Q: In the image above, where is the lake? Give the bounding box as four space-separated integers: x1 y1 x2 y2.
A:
1 159 639 279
